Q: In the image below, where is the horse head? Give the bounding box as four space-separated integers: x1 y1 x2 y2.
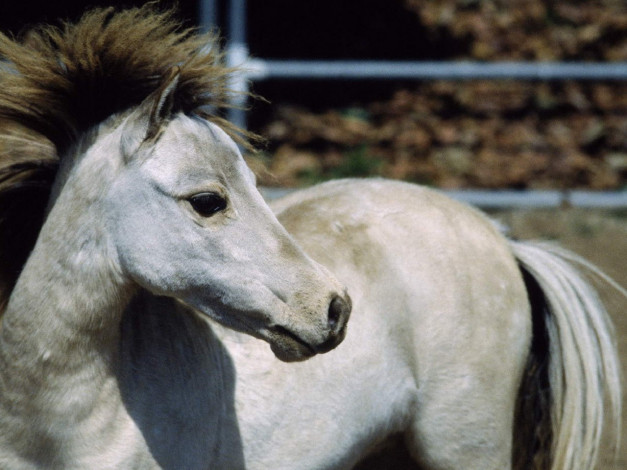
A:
104 70 351 361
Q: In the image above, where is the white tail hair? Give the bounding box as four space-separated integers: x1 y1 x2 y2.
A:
511 240 623 470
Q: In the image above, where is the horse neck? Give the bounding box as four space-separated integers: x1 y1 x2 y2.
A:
0 133 132 434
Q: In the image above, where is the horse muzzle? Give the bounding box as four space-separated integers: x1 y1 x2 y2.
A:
270 292 351 362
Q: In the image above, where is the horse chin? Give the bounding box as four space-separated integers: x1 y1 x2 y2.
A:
267 329 318 362
266 317 349 362
270 340 317 362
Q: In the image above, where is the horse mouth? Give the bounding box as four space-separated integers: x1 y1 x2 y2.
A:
268 322 348 362
269 326 318 362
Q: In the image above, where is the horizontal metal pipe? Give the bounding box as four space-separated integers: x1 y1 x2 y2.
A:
445 190 627 209
244 60 627 81
259 187 627 209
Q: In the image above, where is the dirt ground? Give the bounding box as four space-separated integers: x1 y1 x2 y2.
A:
355 207 627 469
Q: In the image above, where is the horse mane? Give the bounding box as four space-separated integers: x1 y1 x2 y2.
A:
0 5 252 313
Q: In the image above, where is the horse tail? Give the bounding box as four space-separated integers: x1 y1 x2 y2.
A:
509 240 623 470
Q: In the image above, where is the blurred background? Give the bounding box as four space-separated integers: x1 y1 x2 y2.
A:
2 0 625 192
1 2 626 468
243 0 627 192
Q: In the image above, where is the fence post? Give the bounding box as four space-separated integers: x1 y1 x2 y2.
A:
226 0 249 130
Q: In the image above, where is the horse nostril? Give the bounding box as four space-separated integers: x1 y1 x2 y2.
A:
328 295 350 331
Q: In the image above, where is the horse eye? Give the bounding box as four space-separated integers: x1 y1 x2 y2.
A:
188 192 227 217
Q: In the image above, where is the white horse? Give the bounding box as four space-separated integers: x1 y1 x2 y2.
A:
0 6 622 470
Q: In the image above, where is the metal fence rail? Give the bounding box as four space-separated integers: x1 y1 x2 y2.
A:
246 60 627 81
259 188 627 209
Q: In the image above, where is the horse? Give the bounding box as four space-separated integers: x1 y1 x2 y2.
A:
0 7 350 469
0 6 622 470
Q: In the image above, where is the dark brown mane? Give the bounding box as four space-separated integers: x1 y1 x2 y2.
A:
0 5 250 311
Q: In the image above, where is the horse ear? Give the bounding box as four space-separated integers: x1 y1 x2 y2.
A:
120 67 181 158
145 67 181 141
